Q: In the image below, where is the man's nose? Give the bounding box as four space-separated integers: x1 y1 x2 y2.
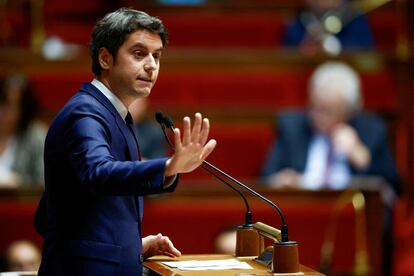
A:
143 55 157 72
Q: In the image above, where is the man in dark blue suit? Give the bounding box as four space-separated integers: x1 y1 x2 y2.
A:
34 8 216 276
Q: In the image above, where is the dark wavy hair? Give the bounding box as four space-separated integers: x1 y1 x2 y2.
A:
89 7 168 77
0 74 40 135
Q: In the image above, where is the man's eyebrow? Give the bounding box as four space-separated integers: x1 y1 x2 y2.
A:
129 42 164 52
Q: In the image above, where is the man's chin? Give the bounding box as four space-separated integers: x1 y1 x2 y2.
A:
135 88 152 98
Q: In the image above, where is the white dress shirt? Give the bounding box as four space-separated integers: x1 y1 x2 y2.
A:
301 134 351 190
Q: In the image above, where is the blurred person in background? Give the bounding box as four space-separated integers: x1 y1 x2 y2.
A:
3 240 41 272
0 73 47 189
282 0 375 56
261 61 401 195
261 61 401 275
129 97 167 159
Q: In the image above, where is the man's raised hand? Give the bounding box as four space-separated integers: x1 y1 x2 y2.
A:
164 113 216 176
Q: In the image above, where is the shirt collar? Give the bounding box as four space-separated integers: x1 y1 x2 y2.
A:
91 78 128 120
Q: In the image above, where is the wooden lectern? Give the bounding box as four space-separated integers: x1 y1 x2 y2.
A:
144 254 324 275
145 221 324 275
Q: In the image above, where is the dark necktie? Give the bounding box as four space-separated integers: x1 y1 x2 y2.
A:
125 112 141 161
321 139 334 189
125 112 143 237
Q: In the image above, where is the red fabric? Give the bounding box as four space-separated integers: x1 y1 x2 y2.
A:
180 123 274 180
0 201 42 253
45 22 95 45
368 11 400 52
393 198 414 276
30 71 93 113
44 0 105 15
39 7 399 50
29 69 397 113
395 252 414 276
153 12 284 48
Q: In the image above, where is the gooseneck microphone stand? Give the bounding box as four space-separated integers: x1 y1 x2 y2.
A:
155 112 300 272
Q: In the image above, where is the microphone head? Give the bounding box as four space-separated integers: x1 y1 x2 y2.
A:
155 111 165 125
164 116 175 128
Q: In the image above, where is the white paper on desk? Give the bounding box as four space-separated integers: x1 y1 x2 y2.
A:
161 259 253 271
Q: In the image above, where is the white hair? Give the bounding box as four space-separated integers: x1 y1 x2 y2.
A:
308 61 363 113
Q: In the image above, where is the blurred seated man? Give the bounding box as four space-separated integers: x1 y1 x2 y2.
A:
0 73 47 189
261 61 401 275
129 97 167 159
282 0 375 55
261 61 401 196
4 240 41 272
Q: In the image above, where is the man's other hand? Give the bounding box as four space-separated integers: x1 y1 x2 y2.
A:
142 233 181 259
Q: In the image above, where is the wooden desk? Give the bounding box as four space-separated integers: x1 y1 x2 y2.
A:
144 254 324 275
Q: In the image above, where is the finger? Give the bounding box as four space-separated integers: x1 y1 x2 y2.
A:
191 113 202 143
182 116 191 145
200 139 217 160
161 251 176 257
199 118 210 145
173 128 182 150
158 236 182 257
163 238 182 257
160 236 173 248
169 246 181 257
162 250 181 258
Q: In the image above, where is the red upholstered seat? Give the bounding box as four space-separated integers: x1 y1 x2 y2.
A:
179 123 274 181
152 12 285 48
30 71 93 113
43 0 109 45
44 22 95 45
150 68 397 111
150 68 309 110
30 68 397 113
0 201 42 253
395 252 414 276
393 197 414 276
367 10 400 53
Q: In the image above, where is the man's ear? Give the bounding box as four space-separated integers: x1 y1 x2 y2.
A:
98 48 112 71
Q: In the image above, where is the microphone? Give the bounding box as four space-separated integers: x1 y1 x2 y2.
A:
155 111 174 149
155 111 164 124
156 111 289 242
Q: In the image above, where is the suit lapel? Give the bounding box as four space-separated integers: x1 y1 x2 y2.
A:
80 82 139 161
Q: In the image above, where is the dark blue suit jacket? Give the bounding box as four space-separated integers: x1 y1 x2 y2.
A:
35 83 178 275
261 111 402 195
